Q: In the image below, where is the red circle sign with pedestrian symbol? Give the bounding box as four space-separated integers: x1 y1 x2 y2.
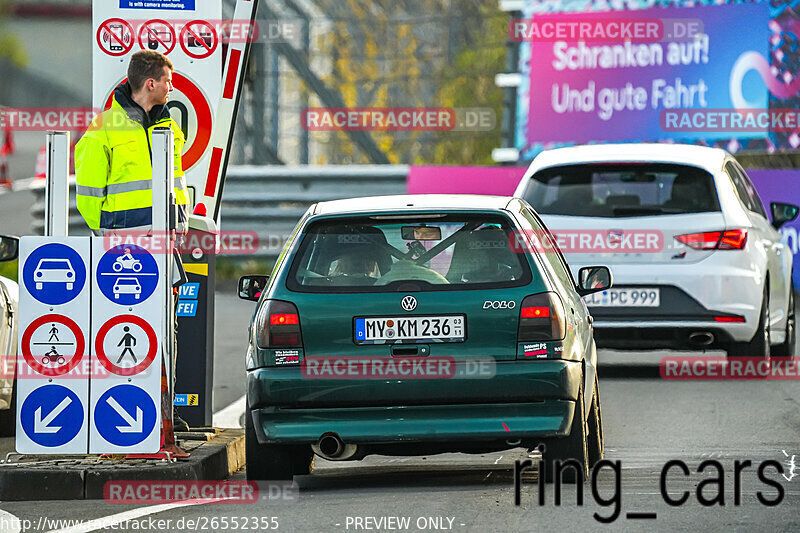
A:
180 20 218 59
97 18 135 57
95 315 158 376
104 73 213 171
138 19 176 55
22 315 85 377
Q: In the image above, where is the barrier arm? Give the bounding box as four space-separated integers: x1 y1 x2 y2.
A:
196 0 260 223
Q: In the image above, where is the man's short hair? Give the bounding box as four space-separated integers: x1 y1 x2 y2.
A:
127 50 173 92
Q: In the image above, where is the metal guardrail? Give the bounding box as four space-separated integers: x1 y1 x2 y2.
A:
30 165 410 261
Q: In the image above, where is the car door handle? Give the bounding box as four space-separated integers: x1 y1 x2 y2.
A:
587 315 594 324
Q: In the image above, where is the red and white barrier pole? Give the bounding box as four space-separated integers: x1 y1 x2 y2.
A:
196 0 259 223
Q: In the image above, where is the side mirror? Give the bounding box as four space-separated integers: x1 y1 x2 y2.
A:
0 236 19 262
770 202 799 230
577 266 612 296
238 275 269 301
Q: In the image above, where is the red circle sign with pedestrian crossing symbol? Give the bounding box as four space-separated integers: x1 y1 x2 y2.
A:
21 314 85 377
95 315 157 376
97 18 135 57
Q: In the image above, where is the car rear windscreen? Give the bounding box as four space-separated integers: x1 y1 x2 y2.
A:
521 163 720 218
287 214 532 292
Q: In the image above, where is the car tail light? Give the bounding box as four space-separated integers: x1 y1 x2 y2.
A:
675 229 747 250
518 292 566 342
256 300 303 348
714 315 745 323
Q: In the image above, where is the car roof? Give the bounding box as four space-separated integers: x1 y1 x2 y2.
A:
527 143 729 174
312 194 514 215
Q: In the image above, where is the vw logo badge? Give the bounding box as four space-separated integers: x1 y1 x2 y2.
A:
401 295 417 312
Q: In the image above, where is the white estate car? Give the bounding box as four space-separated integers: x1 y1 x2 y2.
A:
514 143 799 358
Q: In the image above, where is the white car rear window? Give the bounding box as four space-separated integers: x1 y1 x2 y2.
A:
523 163 720 218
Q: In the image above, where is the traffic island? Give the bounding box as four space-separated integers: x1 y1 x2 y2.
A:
0 428 244 500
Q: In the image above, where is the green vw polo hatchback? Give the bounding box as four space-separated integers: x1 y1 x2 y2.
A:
239 195 611 482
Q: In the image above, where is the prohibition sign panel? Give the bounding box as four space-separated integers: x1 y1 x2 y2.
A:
97 18 135 57
95 315 158 376
21 314 85 377
138 19 176 55
180 20 218 59
104 73 212 171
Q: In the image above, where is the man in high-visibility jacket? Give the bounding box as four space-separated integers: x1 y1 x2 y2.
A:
76 50 190 432
75 49 188 232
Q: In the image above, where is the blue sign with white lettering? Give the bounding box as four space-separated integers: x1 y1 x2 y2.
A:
22 243 86 305
96 245 159 305
176 300 197 317
178 282 199 299
20 385 84 447
94 385 158 447
119 0 195 10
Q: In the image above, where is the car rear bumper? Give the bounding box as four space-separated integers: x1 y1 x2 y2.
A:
250 400 575 444
247 359 581 444
572 257 766 344
592 322 737 350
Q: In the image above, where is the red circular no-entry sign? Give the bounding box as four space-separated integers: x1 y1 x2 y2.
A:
180 20 218 59
95 315 158 376
97 18 135 57
104 72 213 171
22 314 85 377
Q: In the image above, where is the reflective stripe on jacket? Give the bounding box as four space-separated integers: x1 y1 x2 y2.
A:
75 82 188 231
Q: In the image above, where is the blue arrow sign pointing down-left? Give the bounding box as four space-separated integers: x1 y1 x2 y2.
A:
20 385 83 447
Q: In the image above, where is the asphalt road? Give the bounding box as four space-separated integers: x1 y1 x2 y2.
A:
1 296 799 532
0 188 798 531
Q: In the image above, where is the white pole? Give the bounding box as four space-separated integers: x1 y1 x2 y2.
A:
151 129 174 386
44 131 70 236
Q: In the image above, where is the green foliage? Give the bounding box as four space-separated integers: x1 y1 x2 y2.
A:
311 0 507 165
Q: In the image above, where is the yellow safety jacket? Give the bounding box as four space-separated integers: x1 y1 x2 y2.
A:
75 82 188 231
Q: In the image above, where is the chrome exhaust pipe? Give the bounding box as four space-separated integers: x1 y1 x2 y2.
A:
312 433 358 461
689 331 714 346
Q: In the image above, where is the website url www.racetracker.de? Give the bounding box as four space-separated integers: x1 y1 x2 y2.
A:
4 515 280 531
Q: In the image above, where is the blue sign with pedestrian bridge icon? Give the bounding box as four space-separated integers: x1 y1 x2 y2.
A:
22 243 86 305
20 384 84 447
94 385 158 447
96 244 158 305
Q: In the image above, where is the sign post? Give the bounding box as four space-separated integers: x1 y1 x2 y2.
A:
87 131 172 453
17 132 90 454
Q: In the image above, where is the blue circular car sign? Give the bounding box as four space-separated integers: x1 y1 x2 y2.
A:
22 243 87 305
94 384 158 447
96 244 159 305
20 384 84 447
